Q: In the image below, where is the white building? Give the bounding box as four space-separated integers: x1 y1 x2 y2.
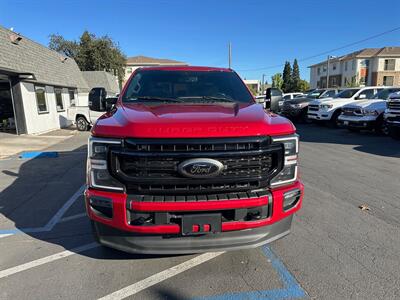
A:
0 25 90 135
243 79 261 95
124 55 187 85
309 47 400 89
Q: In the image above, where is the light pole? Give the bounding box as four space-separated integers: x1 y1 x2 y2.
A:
326 55 336 88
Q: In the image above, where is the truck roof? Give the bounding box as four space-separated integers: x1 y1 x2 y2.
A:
136 66 233 72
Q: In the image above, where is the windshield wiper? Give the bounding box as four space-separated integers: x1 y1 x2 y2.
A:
126 96 184 102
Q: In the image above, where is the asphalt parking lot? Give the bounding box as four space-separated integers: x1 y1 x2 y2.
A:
0 124 399 300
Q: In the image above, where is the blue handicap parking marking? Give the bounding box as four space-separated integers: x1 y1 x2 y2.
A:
194 246 306 300
19 151 58 159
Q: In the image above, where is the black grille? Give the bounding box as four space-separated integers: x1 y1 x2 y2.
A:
388 101 400 110
308 105 319 112
124 137 268 152
109 137 283 195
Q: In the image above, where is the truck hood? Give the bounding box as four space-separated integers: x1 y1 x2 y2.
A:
310 97 355 106
286 97 314 104
343 99 386 111
92 102 295 138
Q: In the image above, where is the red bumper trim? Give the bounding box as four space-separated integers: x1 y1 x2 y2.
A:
129 196 268 212
85 181 304 234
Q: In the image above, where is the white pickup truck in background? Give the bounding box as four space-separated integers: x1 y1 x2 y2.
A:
307 86 383 127
338 87 400 134
68 87 118 131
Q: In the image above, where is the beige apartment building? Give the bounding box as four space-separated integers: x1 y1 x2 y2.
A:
123 55 187 85
309 47 400 88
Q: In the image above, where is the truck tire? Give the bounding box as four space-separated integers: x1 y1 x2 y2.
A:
76 116 89 131
375 115 388 135
388 127 400 140
300 108 312 124
327 110 341 128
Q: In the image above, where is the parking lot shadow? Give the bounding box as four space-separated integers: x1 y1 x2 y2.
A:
0 145 191 260
295 123 400 158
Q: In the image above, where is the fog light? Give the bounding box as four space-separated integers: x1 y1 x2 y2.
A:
283 189 301 211
89 196 113 218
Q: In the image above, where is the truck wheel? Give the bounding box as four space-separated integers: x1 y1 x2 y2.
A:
375 115 388 135
76 116 89 131
328 110 341 128
300 108 312 124
388 127 400 140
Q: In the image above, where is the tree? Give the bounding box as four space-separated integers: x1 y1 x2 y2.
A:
49 31 126 85
298 79 310 92
271 73 283 90
282 61 292 93
291 59 301 91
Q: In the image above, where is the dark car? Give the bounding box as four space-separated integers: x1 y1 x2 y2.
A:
281 88 340 122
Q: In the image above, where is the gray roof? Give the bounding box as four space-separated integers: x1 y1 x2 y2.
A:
82 71 120 95
0 25 88 91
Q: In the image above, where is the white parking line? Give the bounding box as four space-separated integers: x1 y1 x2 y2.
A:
0 234 14 239
0 184 85 238
98 251 225 300
0 242 98 279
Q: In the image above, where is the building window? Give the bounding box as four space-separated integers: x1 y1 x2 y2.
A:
68 89 76 106
54 88 64 112
352 60 356 70
383 76 394 86
384 59 395 71
323 66 326 72
333 63 337 71
35 85 48 114
317 67 320 75
345 61 348 71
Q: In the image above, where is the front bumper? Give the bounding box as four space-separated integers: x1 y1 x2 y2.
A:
281 107 303 117
338 115 377 129
307 110 333 121
92 214 293 254
85 181 303 254
385 113 400 128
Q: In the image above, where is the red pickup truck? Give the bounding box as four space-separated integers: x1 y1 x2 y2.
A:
85 66 303 254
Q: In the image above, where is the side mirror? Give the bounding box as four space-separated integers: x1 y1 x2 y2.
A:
265 88 282 112
105 97 118 111
357 94 367 100
89 87 107 112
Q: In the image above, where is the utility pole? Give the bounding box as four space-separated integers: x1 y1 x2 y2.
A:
228 42 232 69
262 74 265 94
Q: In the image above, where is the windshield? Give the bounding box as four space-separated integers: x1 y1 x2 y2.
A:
122 70 254 104
373 88 400 100
306 90 324 98
334 89 360 99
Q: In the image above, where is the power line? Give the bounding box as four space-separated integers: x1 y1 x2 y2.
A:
237 26 400 72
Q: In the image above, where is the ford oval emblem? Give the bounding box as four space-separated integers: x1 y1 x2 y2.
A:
178 158 224 178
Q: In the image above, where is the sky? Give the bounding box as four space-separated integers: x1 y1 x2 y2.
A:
1 0 399 83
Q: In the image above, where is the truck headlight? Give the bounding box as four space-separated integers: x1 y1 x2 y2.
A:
320 104 333 110
361 109 378 116
87 137 124 191
270 135 299 187
290 103 303 108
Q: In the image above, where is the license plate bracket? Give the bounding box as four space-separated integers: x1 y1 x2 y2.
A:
181 213 222 236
